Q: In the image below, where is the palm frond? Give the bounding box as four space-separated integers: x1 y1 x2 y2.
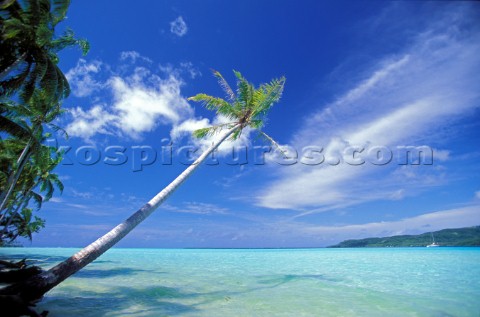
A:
258 131 288 157
0 0 16 10
20 56 50 103
47 122 68 138
192 123 236 139
39 58 59 102
187 93 239 119
0 61 32 97
57 65 70 98
192 127 214 139
249 119 264 129
50 28 90 56
212 69 235 102
233 70 253 109
30 191 43 209
0 0 21 19
51 0 70 25
37 0 52 20
51 174 63 193
229 128 242 141
35 21 54 48
0 110 31 139
2 17 28 40
252 76 286 119
32 52 49 82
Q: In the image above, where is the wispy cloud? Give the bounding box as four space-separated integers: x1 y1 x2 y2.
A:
180 62 201 79
289 205 480 243
70 189 94 199
48 197 64 203
258 4 480 212
162 202 229 215
119 51 152 64
170 16 188 37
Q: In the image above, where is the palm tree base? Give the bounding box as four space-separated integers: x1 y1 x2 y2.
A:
0 259 50 316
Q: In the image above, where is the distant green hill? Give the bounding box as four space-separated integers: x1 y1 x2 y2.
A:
328 226 480 248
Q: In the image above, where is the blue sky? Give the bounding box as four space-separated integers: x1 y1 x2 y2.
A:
28 1 480 247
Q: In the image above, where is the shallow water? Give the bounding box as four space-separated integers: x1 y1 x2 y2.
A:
1 247 479 316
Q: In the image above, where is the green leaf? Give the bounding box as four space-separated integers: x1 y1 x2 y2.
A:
51 0 70 25
192 127 213 139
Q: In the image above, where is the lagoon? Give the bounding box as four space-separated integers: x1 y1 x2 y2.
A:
1 247 479 316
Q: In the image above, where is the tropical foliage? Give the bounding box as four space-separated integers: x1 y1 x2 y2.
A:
0 0 89 103
0 0 87 245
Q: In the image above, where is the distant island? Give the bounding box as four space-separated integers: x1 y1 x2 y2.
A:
328 226 480 248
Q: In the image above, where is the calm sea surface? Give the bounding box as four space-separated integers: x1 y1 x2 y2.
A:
1 247 479 316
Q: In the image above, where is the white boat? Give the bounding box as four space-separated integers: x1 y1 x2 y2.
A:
426 233 439 247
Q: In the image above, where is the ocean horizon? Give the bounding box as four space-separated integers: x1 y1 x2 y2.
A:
1 247 479 316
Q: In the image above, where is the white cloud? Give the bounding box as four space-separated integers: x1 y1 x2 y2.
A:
109 70 192 138
258 5 480 211
475 191 480 200
66 59 103 97
67 104 117 139
119 51 152 64
66 63 193 140
180 62 201 79
170 117 210 140
170 16 188 37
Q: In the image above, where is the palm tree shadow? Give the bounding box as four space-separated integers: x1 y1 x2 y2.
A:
256 274 341 287
72 267 164 279
38 285 201 316
35 271 343 315
38 274 316 316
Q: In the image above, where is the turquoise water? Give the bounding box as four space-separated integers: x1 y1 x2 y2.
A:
1 248 479 316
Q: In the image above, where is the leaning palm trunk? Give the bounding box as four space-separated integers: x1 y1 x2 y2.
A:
1 124 240 300
1 70 286 306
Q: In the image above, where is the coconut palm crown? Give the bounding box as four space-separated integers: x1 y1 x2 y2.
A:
188 70 285 146
0 0 89 103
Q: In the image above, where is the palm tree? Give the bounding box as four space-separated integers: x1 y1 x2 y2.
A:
0 70 286 301
0 0 89 103
0 0 84 222
1 143 63 241
0 90 65 214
